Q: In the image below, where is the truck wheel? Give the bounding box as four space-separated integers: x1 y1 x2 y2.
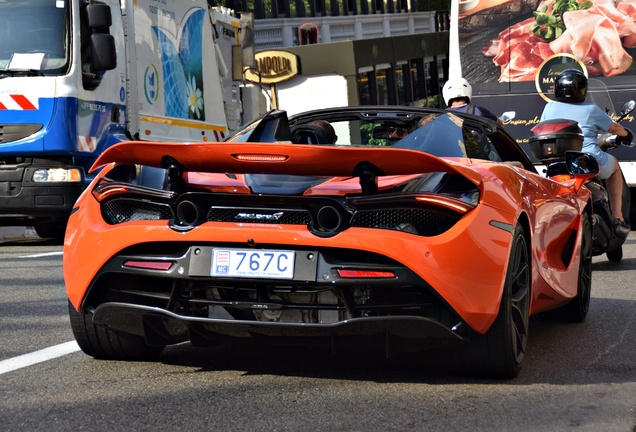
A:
34 223 66 240
68 301 164 360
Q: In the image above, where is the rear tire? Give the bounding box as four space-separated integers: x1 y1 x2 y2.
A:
68 301 164 360
462 224 530 379
559 212 593 322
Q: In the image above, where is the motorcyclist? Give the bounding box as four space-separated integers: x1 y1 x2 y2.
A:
540 68 633 229
442 78 501 124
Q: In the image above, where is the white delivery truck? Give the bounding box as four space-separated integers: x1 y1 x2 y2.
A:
0 0 241 239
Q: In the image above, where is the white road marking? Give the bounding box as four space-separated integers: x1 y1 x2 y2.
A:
18 251 63 258
0 341 80 375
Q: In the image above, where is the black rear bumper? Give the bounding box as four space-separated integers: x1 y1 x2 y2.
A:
92 302 467 354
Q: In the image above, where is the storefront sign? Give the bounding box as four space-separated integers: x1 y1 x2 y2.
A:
243 50 300 84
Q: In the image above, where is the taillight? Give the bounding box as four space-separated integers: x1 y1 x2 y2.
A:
123 260 173 271
337 269 396 278
415 195 474 214
530 120 580 135
92 181 175 202
92 184 129 201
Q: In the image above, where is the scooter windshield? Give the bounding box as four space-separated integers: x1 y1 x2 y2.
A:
587 78 615 117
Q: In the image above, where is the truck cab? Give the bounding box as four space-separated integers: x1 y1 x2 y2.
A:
0 0 233 239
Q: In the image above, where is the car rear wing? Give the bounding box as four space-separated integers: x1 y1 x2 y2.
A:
91 141 482 188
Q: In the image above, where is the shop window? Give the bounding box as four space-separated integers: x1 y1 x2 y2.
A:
357 66 376 105
396 61 412 105
376 64 391 105
424 58 442 107
411 58 425 101
425 61 433 97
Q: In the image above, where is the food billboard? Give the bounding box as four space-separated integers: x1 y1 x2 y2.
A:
457 0 636 157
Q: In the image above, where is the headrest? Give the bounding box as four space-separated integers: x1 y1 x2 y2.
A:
290 124 331 144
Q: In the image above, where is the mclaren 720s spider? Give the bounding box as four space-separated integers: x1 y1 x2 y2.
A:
64 107 598 378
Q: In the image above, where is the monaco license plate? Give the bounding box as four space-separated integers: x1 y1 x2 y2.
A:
211 248 295 279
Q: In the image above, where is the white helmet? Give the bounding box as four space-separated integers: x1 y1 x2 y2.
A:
443 78 472 106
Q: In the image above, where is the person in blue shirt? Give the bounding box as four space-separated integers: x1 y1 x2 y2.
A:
442 78 500 123
541 68 632 227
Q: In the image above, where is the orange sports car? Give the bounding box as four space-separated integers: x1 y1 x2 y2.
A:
64 107 598 378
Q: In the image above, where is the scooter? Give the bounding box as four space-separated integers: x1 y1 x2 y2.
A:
529 101 634 262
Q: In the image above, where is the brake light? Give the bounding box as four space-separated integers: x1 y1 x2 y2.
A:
415 196 473 214
92 181 175 202
337 269 396 278
123 260 173 271
92 185 129 201
233 154 289 162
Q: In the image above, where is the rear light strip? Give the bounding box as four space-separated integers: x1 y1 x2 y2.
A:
123 260 174 271
337 269 396 278
92 181 175 203
415 196 474 214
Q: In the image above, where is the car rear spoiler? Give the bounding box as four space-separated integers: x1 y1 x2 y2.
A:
91 141 482 188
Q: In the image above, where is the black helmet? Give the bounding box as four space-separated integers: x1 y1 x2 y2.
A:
555 69 587 103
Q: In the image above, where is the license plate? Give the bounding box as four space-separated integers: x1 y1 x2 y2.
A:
211 248 295 279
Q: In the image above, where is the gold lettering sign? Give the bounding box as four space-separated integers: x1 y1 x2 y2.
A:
535 53 586 103
243 50 300 84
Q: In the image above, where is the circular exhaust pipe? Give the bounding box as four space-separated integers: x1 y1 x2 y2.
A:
316 206 342 232
176 200 200 226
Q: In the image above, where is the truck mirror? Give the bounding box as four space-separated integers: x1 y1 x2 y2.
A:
87 4 112 29
91 34 117 72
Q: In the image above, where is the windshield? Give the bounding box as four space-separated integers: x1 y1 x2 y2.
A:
0 0 69 74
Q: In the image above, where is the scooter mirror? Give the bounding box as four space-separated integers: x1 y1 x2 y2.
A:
500 111 516 123
620 100 635 116
565 151 599 176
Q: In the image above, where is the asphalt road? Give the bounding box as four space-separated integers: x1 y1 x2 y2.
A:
0 229 634 432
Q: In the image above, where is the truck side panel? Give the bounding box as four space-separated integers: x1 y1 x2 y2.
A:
132 0 228 142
